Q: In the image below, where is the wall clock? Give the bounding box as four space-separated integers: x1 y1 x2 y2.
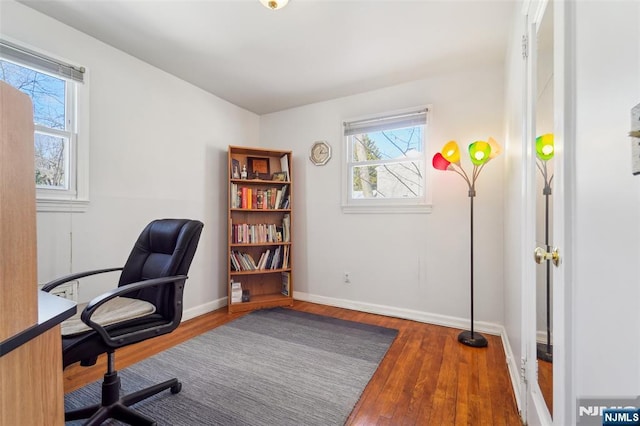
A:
310 141 331 166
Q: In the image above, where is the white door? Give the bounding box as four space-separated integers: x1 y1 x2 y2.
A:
524 1 572 424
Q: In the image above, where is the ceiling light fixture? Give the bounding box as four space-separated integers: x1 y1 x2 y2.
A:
260 0 289 10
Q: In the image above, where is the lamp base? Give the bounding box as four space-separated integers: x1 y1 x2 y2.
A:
458 330 488 348
536 342 553 363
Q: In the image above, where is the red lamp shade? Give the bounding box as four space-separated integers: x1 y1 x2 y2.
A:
432 152 451 171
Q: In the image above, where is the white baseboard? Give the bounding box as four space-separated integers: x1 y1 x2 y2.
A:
501 327 524 417
181 291 523 419
536 330 553 345
182 297 227 321
293 291 504 335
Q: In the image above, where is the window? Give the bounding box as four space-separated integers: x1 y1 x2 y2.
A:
342 107 431 213
0 39 88 212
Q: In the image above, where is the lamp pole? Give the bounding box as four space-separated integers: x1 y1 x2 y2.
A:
457 187 488 347
534 133 554 361
537 169 553 362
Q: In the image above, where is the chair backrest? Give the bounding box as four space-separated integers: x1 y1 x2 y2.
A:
118 219 204 317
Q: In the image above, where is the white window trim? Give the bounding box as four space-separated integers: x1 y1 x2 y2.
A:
1 37 89 213
341 106 433 214
37 72 90 213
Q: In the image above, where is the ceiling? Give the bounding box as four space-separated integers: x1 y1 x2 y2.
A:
18 0 517 115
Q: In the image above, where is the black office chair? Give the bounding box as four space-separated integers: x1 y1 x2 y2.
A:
43 218 204 426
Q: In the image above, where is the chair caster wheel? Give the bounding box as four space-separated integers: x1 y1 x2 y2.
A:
171 382 182 394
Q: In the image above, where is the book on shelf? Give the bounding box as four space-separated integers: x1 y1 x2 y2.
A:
230 183 237 208
231 247 288 271
281 244 289 269
280 154 290 181
256 189 264 209
269 188 277 209
281 272 290 296
271 185 288 210
240 187 248 209
230 280 243 303
230 251 257 271
231 223 281 244
232 185 289 210
282 214 290 242
278 185 288 209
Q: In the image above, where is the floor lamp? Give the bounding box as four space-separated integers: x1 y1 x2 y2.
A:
432 138 502 348
535 133 554 362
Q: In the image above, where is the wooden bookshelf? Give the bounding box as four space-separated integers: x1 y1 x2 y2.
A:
227 146 293 313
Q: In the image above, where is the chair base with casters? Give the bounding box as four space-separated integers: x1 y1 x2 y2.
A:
44 219 204 426
65 352 181 426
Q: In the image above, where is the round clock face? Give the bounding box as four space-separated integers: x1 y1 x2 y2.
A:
310 141 331 166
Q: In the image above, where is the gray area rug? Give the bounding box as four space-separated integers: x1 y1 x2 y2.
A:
65 307 398 425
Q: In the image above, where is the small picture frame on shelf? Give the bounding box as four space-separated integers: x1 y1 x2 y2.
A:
231 159 240 179
247 156 270 179
271 171 288 181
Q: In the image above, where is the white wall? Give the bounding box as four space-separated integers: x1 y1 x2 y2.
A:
1 1 260 313
260 66 506 327
573 0 640 398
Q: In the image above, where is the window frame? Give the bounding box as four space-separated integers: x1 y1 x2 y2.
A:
341 106 433 214
0 38 89 212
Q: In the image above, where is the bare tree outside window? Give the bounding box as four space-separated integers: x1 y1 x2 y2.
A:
1 59 68 188
349 125 424 200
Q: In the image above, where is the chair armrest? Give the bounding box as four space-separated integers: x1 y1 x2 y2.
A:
41 267 123 293
81 275 188 348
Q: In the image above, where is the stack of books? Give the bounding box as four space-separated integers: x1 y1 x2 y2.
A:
230 281 242 303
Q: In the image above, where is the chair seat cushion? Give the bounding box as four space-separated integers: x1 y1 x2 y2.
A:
62 297 156 336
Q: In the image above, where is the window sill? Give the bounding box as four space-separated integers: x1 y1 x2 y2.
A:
341 203 433 214
36 198 89 213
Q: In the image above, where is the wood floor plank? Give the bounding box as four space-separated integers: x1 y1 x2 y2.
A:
454 346 470 426
63 300 522 425
538 359 553 416
374 329 424 419
399 327 444 426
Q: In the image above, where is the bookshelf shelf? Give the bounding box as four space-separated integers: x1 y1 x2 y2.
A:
228 293 292 313
227 146 293 313
230 242 291 247
230 209 291 212
230 268 292 276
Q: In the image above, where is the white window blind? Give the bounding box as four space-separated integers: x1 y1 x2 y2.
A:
0 39 85 83
344 109 428 136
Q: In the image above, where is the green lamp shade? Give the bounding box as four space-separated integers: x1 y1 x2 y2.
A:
536 133 554 160
441 140 461 163
469 141 491 165
432 152 451 170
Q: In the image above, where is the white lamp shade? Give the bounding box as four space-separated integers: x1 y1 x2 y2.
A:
260 0 289 10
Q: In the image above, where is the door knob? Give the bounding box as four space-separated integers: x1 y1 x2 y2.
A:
534 247 560 266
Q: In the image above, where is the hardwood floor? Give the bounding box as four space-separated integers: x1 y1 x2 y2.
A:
538 359 553 416
63 301 522 425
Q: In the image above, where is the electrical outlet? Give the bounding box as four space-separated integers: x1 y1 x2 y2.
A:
343 272 351 283
38 280 79 302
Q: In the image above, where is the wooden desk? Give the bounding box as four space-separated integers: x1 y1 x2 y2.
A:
0 293 76 425
0 81 75 425
1 292 76 356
